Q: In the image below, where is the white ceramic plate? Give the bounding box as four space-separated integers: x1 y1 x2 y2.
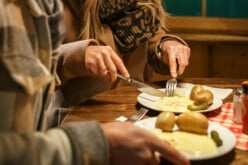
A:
137 88 223 113
135 117 236 161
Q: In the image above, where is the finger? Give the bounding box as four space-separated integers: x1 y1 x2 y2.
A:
96 51 110 76
154 151 161 163
99 65 108 75
167 50 178 78
108 47 130 78
148 151 161 165
176 53 186 76
98 64 108 76
177 65 186 76
160 40 178 78
102 49 118 82
177 47 190 75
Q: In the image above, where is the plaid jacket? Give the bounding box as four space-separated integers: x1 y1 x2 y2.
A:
0 0 108 164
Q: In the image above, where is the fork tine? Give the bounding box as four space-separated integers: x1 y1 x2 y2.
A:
127 108 148 122
165 80 171 96
165 79 177 96
171 81 177 96
168 83 173 96
168 82 172 96
165 81 171 96
170 83 174 96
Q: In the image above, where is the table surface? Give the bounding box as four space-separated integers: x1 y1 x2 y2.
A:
63 78 248 165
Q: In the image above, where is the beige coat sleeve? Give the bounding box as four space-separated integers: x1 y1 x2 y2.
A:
57 39 99 84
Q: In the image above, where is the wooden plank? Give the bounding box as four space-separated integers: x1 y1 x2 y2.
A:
208 43 248 78
166 17 248 35
172 33 248 43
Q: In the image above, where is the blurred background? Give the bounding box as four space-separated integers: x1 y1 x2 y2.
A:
163 0 248 18
152 0 248 80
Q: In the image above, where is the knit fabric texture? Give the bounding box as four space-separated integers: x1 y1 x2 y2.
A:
99 0 160 53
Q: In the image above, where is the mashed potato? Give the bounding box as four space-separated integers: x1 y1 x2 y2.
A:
154 96 193 112
155 131 217 155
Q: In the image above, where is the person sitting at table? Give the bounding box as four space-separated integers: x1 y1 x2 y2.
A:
58 0 191 106
0 0 190 165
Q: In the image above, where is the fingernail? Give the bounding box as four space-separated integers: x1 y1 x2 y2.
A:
171 73 177 78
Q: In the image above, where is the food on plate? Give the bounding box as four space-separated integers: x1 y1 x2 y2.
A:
154 95 193 112
155 111 176 132
176 111 209 134
156 131 218 155
190 84 214 106
193 90 214 105
190 84 204 101
152 111 218 155
187 102 208 111
153 85 214 112
210 130 223 147
187 84 214 111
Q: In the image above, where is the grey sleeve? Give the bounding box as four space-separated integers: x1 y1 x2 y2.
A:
0 129 72 165
0 121 109 165
61 121 110 165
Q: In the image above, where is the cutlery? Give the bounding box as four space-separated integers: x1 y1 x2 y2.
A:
126 107 148 122
115 107 149 122
117 73 166 97
165 78 177 96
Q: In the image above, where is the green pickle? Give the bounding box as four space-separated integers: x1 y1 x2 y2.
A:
187 103 208 111
210 130 223 147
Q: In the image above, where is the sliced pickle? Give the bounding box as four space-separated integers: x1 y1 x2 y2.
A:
210 130 223 147
187 103 208 111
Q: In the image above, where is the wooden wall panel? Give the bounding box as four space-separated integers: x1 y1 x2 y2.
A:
152 42 248 81
208 43 248 78
151 17 248 81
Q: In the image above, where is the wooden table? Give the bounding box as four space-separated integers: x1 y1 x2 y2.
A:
63 78 248 165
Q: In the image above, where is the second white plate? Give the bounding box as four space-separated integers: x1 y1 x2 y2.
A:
137 88 223 113
135 117 236 160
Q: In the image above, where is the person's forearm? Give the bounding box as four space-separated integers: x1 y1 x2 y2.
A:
57 40 99 83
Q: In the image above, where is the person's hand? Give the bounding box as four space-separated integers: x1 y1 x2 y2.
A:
101 122 190 165
160 40 190 78
85 45 130 82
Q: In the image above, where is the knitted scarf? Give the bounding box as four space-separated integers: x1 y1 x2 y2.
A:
99 0 162 53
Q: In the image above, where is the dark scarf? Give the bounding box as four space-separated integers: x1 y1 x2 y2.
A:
99 0 160 53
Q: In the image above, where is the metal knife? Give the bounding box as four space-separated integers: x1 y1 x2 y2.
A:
117 73 166 97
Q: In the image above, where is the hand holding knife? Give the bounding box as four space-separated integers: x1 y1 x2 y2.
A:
117 73 166 97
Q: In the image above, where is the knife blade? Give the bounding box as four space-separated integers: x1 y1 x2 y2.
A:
117 73 166 97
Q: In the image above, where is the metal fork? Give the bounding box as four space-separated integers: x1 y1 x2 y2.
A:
127 108 149 122
165 78 177 96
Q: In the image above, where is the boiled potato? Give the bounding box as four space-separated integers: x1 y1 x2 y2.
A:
190 84 204 101
155 111 176 132
190 85 214 106
193 90 213 105
176 111 209 134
